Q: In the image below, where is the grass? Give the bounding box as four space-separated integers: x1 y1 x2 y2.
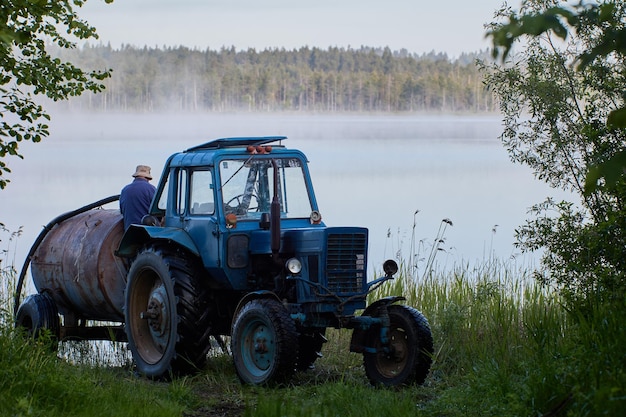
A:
2 224 626 416
0 328 189 417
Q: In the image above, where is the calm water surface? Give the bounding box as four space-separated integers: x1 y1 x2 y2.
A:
1 112 571 277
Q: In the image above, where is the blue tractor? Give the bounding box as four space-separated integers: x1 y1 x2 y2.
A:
16 136 433 386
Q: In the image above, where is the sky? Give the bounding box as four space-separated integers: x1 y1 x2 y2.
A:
78 0 512 58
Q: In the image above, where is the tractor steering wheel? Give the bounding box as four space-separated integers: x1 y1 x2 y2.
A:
225 193 260 215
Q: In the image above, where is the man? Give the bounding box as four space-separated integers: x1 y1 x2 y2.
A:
120 165 156 230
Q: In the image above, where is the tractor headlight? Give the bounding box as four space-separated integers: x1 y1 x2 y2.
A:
285 258 302 274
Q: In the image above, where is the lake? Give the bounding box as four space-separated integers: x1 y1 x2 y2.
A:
0 112 571 279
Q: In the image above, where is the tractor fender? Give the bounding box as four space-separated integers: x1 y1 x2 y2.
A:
232 290 281 324
361 296 406 317
116 225 200 258
349 296 406 353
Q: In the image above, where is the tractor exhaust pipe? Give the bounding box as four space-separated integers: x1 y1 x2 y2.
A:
271 160 281 261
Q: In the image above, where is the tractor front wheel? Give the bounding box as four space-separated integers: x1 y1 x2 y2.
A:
363 305 433 386
231 298 298 385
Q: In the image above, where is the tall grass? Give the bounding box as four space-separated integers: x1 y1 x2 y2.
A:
0 223 22 323
1 226 190 417
368 252 626 416
2 224 625 416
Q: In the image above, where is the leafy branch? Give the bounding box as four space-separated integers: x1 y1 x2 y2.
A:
487 1 626 195
0 0 113 189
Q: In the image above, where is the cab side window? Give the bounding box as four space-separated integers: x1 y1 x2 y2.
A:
190 170 214 215
175 168 188 216
156 171 169 214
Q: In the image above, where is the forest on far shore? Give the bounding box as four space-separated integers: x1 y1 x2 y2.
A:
54 44 497 113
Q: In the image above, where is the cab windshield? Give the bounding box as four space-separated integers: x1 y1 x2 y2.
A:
219 157 312 220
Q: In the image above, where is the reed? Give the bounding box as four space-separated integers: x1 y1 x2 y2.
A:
0 224 22 324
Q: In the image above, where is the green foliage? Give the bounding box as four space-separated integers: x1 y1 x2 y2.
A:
518 198 626 306
488 4 575 61
487 0 626 195
0 0 112 190
482 0 626 306
52 44 495 114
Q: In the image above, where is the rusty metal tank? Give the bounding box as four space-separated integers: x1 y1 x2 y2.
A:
31 209 128 322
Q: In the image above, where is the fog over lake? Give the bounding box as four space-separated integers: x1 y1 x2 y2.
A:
1 112 572 277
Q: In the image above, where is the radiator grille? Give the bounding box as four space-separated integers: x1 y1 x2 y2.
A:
326 232 367 294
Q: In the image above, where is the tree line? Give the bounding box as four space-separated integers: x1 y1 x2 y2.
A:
54 44 497 113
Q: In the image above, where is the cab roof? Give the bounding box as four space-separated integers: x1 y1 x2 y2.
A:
185 136 287 152
167 136 305 168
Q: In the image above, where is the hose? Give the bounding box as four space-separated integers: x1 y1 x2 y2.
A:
13 195 120 317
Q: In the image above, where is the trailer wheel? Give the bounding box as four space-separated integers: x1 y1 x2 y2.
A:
125 247 211 378
363 305 433 386
15 293 60 341
231 299 298 385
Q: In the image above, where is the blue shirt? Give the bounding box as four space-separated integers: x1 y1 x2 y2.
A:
120 177 156 230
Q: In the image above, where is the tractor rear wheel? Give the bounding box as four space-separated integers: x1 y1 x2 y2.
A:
125 247 212 378
363 305 433 386
231 298 298 385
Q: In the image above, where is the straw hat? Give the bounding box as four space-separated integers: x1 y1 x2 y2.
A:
132 165 152 180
